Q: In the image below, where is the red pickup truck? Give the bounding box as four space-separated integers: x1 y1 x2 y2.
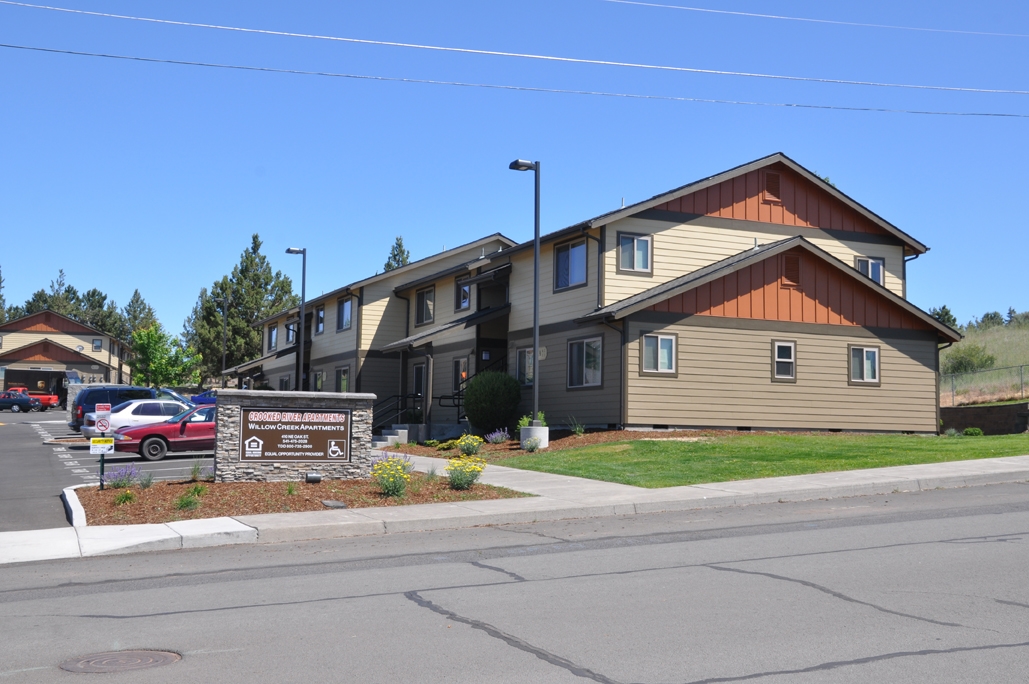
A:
8 386 58 411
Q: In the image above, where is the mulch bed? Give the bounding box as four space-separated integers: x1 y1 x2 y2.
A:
384 428 744 461
77 472 528 526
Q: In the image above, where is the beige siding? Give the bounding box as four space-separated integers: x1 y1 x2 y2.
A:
405 274 479 334
625 320 937 432
261 357 295 390
604 217 906 306
308 296 358 361
508 227 602 332
0 330 124 366
508 323 621 427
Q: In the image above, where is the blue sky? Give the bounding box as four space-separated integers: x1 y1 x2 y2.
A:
2 0 1027 332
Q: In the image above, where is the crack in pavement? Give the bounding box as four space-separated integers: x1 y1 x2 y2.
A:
404 590 621 684
995 599 1029 610
678 640 1029 683
706 565 967 628
470 560 526 582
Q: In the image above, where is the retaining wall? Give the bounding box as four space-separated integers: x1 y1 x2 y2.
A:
940 402 1029 436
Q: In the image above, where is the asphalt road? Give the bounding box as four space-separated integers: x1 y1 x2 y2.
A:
3 483 1029 682
0 411 213 532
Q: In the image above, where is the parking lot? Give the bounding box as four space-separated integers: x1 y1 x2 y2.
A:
0 411 213 532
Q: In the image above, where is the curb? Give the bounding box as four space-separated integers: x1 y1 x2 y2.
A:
7 456 1029 565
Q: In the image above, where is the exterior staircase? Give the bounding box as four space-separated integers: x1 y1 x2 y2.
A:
371 427 408 451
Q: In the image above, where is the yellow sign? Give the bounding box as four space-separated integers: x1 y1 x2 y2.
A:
90 437 114 455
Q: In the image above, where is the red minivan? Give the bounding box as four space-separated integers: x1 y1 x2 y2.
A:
113 405 217 461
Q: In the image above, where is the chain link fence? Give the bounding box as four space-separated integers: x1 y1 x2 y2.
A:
940 365 1027 407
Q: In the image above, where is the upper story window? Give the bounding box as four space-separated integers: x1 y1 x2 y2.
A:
337 297 352 331
850 346 880 385
268 324 278 351
92 339 102 352
555 239 587 291
315 305 325 335
455 277 471 311
856 257 885 286
286 323 296 344
641 333 675 373
416 287 435 325
618 233 652 273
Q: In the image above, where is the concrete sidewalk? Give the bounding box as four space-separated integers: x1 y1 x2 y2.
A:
3 453 1029 565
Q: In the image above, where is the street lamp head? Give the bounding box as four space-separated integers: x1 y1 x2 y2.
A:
508 159 536 172
285 247 306 255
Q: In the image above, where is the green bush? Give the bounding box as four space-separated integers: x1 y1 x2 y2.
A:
942 342 996 375
463 371 522 434
436 439 458 451
446 456 486 490
423 439 440 448
456 434 484 455
114 490 135 506
963 427 984 437
517 412 547 429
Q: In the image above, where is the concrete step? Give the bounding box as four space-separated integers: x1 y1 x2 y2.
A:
372 428 408 450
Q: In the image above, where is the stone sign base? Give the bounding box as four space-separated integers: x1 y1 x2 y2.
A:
214 389 376 483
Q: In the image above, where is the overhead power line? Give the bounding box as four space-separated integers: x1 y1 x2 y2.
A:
601 0 1029 39
3 42 1028 119
1 0 1028 96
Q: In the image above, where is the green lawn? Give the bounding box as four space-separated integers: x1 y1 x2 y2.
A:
499 433 1029 488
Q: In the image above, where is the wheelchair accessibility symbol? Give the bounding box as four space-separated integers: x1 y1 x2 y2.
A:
327 440 347 459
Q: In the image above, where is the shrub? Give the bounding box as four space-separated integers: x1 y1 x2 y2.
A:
371 455 412 497
569 417 585 436
200 467 215 482
485 427 510 444
114 490 135 505
138 472 154 489
963 427 984 437
286 482 297 496
424 439 440 448
190 459 206 482
456 434 484 456
187 483 207 497
446 456 486 490
944 428 959 437
104 464 140 489
175 493 200 511
436 439 459 451
517 412 547 429
463 371 521 433
942 342 996 375
523 437 541 453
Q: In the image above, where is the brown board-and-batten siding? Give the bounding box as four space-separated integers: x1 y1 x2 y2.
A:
624 246 941 433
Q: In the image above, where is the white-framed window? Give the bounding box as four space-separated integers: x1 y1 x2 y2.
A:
455 277 471 311
267 325 278 351
92 339 102 352
416 287 435 325
772 340 796 381
315 306 325 335
555 239 587 291
516 348 534 386
618 233 652 273
335 367 350 393
850 346 880 384
278 375 290 391
337 297 352 331
312 370 325 391
642 334 675 373
856 257 885 286
568 337 602 388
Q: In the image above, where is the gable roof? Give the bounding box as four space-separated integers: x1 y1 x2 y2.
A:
577 236 959 342
500 152 927 258
0 337 118 367
255 233 516 327
0 309 116 338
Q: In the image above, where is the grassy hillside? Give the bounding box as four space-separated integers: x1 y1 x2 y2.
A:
940 325 1029 406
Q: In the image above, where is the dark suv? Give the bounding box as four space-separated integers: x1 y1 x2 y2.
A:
68 386 156 432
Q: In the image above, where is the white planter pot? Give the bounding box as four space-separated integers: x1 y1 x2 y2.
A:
520 425 549 450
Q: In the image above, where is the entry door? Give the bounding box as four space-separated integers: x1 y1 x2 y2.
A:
413 364 425 398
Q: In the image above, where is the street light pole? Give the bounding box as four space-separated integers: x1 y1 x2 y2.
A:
509 159 542 427
212 295 230 388
286 247 307 391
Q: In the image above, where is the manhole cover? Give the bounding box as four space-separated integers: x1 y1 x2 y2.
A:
60 650 181 673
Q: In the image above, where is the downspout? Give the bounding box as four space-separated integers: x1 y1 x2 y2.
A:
582 227 603 310
903 252 920 300
936 340 954 434
355 287 364 392
601 317 626 429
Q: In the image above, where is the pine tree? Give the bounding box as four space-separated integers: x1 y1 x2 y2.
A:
79 288 128 339
383 236 411 271
929 305 958 329
183 234 298 381
0 264 6 324
123 289 157 333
